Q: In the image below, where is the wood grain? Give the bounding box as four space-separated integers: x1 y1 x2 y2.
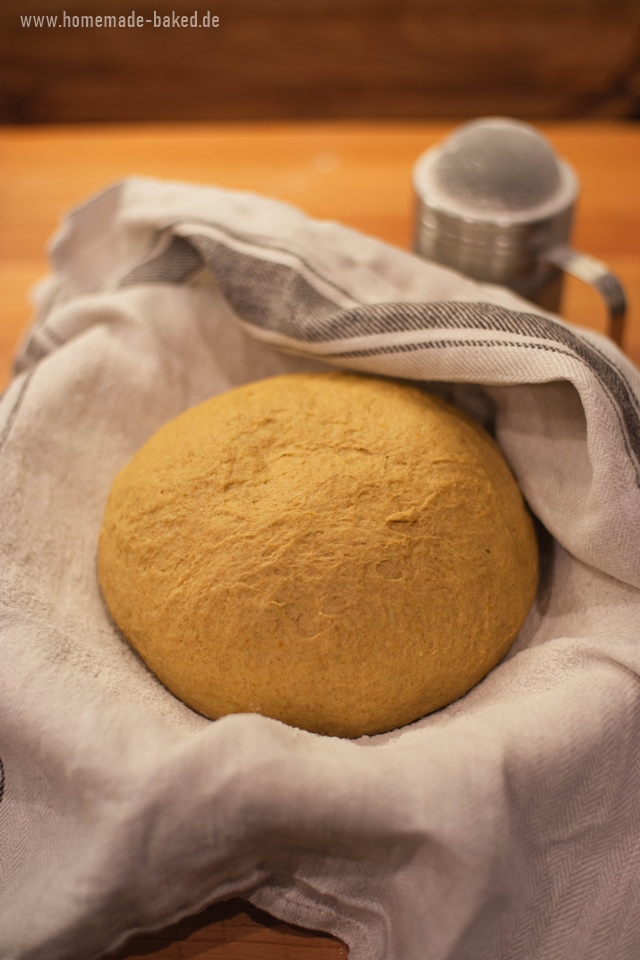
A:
108 898 348 959
1 0 640 123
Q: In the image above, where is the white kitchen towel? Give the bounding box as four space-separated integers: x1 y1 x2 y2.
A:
1 177 640 960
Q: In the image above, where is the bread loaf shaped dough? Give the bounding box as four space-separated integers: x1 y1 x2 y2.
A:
98 372 538 737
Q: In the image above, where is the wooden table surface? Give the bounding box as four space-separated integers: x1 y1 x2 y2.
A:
2 119 640 959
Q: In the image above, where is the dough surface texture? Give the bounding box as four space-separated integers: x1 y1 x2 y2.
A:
98 372 538 737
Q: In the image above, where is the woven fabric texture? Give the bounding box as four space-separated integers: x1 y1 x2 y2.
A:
1 178 640 960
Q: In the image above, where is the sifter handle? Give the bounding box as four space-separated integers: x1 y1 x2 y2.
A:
542 244 626 347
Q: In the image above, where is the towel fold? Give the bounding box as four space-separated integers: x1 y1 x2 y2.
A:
2 177 640 960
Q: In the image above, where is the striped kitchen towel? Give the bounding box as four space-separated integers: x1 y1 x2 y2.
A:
2 177 640 960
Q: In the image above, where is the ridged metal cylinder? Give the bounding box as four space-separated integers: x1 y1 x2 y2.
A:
412 120 578 312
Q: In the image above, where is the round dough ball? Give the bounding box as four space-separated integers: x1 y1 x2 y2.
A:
98 372 538 737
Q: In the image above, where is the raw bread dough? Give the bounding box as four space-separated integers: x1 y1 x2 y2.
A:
98 372 538 737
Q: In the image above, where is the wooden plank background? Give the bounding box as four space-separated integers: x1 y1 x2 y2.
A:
1 0 640 124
